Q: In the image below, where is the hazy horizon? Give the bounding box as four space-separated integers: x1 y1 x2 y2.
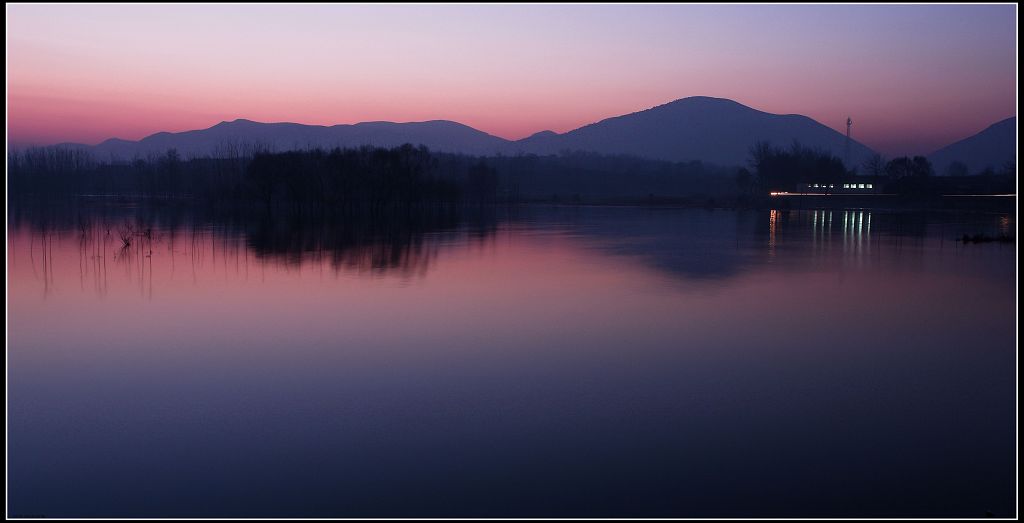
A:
7 4 1017 157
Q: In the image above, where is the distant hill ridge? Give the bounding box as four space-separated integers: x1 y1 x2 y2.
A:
511 96 875 167
53 96 1013 171
927 117 1015 175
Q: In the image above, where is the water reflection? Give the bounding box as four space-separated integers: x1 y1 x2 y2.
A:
8 202 1016 297
7 201 1017 518
526 206 1013 286
803 209 871 265
10 201 509 296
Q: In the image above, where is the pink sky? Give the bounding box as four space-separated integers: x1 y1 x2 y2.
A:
6 4 1017 156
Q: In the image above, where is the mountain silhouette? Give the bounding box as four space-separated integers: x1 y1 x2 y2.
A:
69 119 510 159
60 96 877 167
928 117 1015 175
512 96 875 168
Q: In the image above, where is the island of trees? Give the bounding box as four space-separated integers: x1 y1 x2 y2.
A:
7 141 1015 213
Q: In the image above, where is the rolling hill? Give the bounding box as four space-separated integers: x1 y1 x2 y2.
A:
928 117 1015 175
512 96 875 168
58 97 877 168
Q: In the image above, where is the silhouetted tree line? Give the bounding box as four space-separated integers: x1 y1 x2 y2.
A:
10 142 1011 209
746 143 1014 199
465 150 736 203
880 155 936 196
246 145 467 212
748 141 850 193
8 144 502 211
872 155 1013 197
9 144 740 208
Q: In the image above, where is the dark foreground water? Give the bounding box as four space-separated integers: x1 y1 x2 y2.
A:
7 204 1017 517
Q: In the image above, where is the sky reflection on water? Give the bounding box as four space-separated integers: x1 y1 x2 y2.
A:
7 205 1016 518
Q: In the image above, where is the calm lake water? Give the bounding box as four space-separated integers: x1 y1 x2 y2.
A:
7 204 1017 517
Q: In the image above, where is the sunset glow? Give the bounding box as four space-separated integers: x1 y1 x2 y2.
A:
7 4 1016 156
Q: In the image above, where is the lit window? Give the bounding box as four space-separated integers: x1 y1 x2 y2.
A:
813 184 819 188
866 184 873 189
843 184 849 189
859 183 866 189
829 184 834 188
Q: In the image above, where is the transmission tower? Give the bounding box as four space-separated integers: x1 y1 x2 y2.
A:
845 117 852 167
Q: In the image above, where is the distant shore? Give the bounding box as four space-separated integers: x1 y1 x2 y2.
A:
509 193 1017 213
759 193 1015 213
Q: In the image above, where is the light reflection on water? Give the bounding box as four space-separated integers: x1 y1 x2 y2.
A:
7 204 1017 518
